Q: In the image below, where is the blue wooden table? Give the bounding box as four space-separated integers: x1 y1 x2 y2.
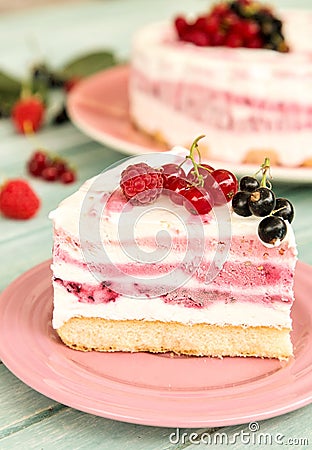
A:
0 1 312 448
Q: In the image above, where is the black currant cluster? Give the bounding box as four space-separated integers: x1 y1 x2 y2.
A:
232 172 294 246
229 0 289 52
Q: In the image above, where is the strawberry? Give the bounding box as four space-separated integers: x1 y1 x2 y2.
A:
11 96 45 134
0 179 40 220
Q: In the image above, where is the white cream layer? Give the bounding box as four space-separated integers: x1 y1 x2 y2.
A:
52 283 292 330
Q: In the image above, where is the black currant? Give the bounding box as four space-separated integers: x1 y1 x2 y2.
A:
239 176 260 193
232 191 252 217
248 187 276 217
272 198 294 223
258 216 287 245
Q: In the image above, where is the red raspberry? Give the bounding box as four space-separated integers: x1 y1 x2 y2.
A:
0 179 40 220
11 96 45 134
120 163 163 205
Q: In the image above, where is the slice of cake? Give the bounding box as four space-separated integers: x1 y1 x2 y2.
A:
50 140 297 359
129 1 312 167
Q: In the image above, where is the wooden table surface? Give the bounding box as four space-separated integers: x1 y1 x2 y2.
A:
0 1 312 448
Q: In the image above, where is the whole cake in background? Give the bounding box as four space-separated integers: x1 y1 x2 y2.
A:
50 137 297 360
129 0 312 167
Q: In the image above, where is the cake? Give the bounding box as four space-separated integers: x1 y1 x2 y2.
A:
129 1 312 167
50 140 297 359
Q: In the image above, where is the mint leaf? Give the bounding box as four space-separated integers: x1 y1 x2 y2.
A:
61 50 117 79
0 71 21 116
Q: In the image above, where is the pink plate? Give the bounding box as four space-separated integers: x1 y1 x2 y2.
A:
67 65 312 184
0 260 312 427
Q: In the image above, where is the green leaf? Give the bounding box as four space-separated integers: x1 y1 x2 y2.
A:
0 70 21 93
61 50 117 79
0 71 21 116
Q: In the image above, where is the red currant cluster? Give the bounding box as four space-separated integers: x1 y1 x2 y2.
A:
175 0 289 52
232 159 294 245
27 150 76 184
120 136 238 215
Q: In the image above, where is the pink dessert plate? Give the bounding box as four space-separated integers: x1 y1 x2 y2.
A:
0 260 312 427
67 65 312 184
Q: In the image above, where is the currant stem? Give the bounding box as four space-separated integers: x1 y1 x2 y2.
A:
185 135 206 187
259 157 272 188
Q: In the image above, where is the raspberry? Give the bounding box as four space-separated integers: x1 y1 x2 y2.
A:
0 179 40 220
120 163 163 205
11 96 45 134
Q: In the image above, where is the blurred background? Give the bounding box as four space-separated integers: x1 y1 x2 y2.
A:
0 0 81 12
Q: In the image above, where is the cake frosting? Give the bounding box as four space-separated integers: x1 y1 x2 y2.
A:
129 9 312 167
49 147 297 359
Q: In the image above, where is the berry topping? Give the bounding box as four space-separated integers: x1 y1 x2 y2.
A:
168 176 188 205
11 96 45 134
161 163 186 190
272 198 294 223
0 179 40 220
232 157 294 246
258 216 287 245
232 190 252 217
239 175 260 192
187 163 214 185
120 162 163 205
174 0 289 52
211 168 238 205
182 185 213 215
248 186 275 217
176 135 237 211
120 136 237 215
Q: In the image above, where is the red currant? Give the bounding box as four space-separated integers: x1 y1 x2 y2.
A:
41 166 58 181
225 33 243 48
182 186 213 215
27 150 50 177
168 177 188 205
161 164 186 191
60 170 76 184
204 16 219 35
211 169 238 205
187 163 214 185
54 160 68 176
245 35 263 48
241 20 260 40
